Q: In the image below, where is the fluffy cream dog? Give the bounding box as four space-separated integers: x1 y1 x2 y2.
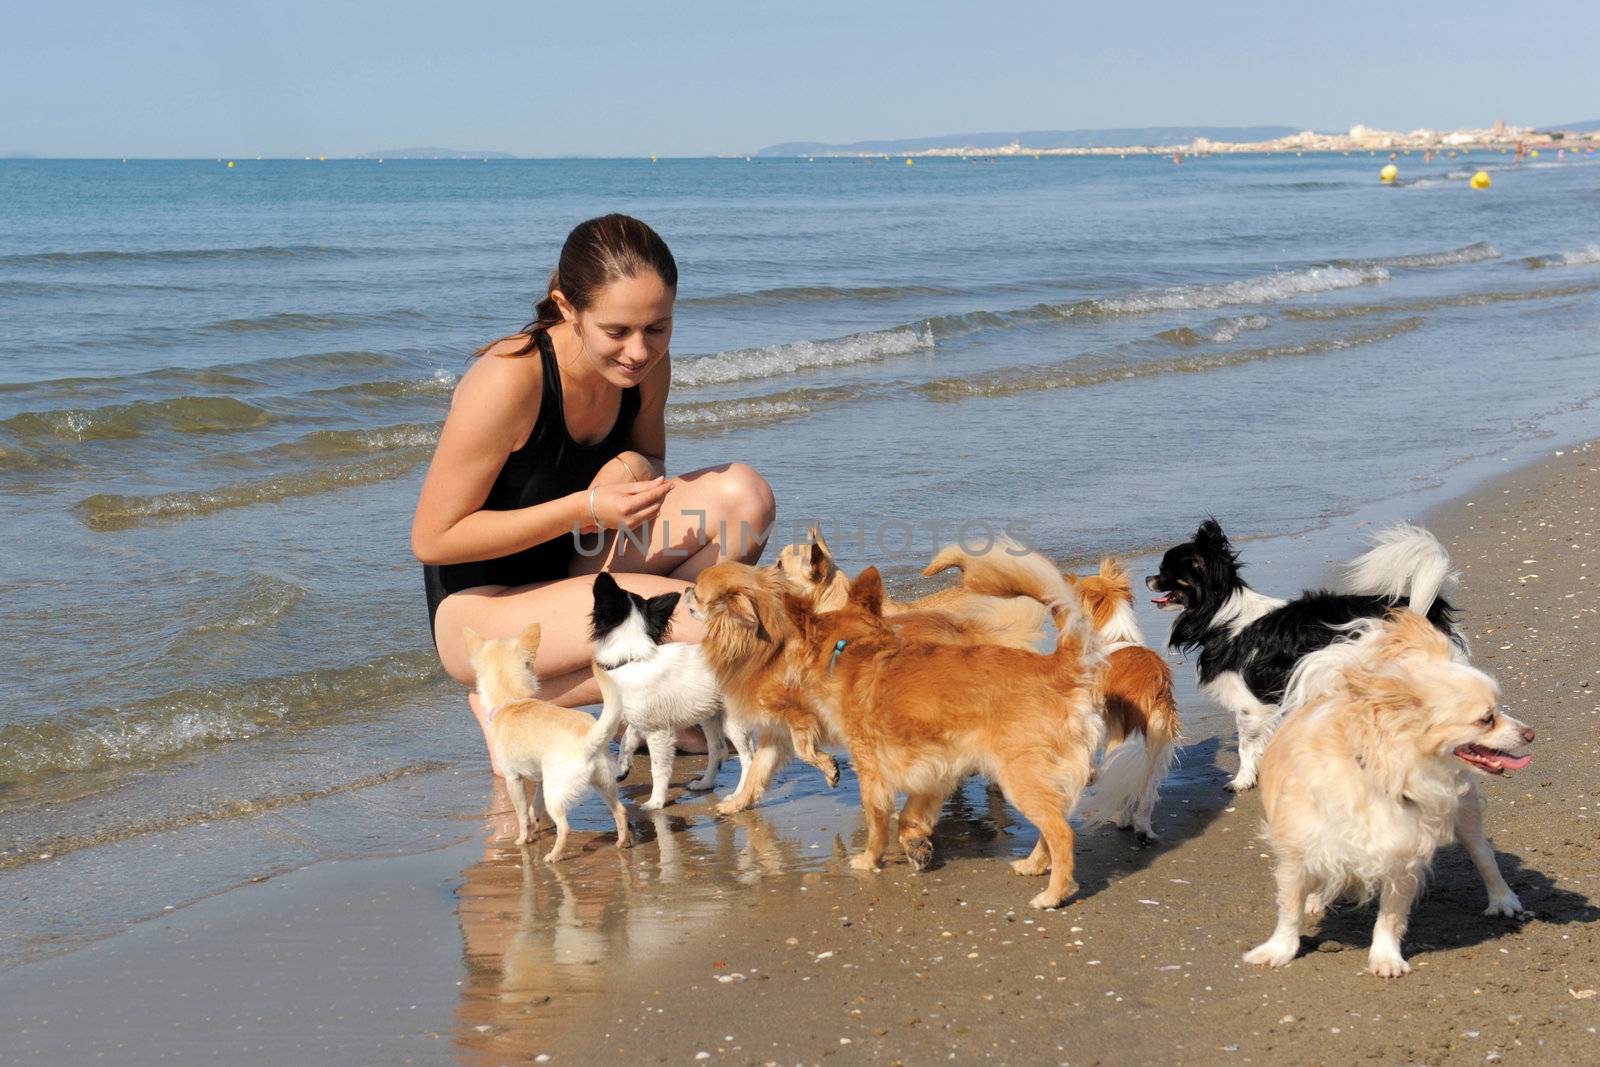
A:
463 624 631 862
1243 611 1533 977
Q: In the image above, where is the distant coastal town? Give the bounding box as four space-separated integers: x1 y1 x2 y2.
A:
768 120 1600 159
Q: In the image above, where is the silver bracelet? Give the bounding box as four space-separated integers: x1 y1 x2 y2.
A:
588 486 600 529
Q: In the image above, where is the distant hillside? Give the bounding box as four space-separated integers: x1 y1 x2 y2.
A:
360 147 517 159
755 126 1301 156
1545 119 1600 133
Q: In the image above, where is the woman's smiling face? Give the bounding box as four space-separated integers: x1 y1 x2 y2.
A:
562 270 674 387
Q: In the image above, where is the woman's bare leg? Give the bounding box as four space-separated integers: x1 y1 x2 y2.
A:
433 462 775 768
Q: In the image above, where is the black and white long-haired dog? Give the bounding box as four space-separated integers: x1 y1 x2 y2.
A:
1145 520 1463 791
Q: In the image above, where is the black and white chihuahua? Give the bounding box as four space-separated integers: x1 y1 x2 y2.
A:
1145 520 1463 790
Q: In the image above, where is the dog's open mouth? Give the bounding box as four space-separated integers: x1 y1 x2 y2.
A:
1454 743 1532 776
1150 592 1178 609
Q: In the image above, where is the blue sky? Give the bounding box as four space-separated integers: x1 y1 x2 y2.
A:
4 0 1595 157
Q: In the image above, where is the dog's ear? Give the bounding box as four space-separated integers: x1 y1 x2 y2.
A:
518 623 542 660
1348 667 1422 714
1194 518 1228 549
849 566 886 615
462 627 485 661
1377 609 1452 662
644 592 681 642
1098 558 1128 587
809 523 831 555
807 539 829 581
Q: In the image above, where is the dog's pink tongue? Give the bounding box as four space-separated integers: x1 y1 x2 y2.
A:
1151 594 1172 606
1498 752 1533 772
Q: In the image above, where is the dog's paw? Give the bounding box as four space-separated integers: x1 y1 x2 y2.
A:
903 837 934 872
1010 856 1049 877
514 832 530 846
1242 938 1299 968
1131 830 1157 850
849 852 883 873
686 776 716 792
1368 952 1411 978
1225 775 1258 792
1303 894 1327 922
1485 892 1532 921
542 849 564 864
1028 882 1076 910
639 797 668 812
616 832 633 850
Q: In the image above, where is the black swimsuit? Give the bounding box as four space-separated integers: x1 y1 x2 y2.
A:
422 329 640 637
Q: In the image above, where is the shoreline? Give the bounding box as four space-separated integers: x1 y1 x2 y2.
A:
5 440 1600 1063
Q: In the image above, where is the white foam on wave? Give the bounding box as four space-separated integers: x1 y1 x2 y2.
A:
1525 245 1600 269
674 325 934 388
1095 265 1388 316
1366 242 1501 269
1211 314 1272 343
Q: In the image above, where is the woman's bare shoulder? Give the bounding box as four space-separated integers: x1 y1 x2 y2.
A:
446 339 543 437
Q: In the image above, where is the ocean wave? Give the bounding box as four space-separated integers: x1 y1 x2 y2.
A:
1344 242 1501 269
667 386 870 432
0 244 363 267
679 283 961 309
1155 315 1271 347
0 761 452 872
925 266 1388 337
201 309 426 334
303 371 457 405
674 325 935 387
915 317 1424 401
73 448 432 529
0 652 442 786
1523 245 1600 269
1284 279 1600 320
0 395 274 443
259 422 440 460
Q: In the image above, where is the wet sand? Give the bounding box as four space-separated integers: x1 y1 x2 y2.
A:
5 442 1600 1064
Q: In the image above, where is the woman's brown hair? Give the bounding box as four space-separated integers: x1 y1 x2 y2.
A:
474 214 678 358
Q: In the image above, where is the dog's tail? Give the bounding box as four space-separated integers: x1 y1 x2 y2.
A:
586 663 629 763
923 536 1075 630
1074 730 1179 833
1340 523 1457 616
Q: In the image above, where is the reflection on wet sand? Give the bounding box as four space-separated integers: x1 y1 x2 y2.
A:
452 778 818 1061
449 747 1225 1060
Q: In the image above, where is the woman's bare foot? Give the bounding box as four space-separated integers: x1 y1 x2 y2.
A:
468 691 507 776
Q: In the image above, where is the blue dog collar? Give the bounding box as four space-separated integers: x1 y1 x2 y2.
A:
828 638 847 674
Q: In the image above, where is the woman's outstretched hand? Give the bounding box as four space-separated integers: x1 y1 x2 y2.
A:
589 476 675 531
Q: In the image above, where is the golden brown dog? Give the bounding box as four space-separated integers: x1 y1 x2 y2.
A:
683 562 844 816
779 566 1106 908
690 557 1106 906
926 547 1181 845
774 526 1049 649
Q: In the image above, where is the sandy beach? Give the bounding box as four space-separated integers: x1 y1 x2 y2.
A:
5 441 1600 1066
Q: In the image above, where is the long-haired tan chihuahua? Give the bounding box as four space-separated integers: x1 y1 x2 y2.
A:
780 566 1106 909
463 624 631 862
1243 610 1532 978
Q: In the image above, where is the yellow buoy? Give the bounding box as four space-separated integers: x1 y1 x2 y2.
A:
1379 163 1398 183
906 157 913 165
227 160 235 168
1530 148 1540 158
1470 170 1491 190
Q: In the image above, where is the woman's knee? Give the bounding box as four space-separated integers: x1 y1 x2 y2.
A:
704 462 775 554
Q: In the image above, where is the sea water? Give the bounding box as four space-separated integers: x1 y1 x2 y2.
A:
2 153 1597 964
